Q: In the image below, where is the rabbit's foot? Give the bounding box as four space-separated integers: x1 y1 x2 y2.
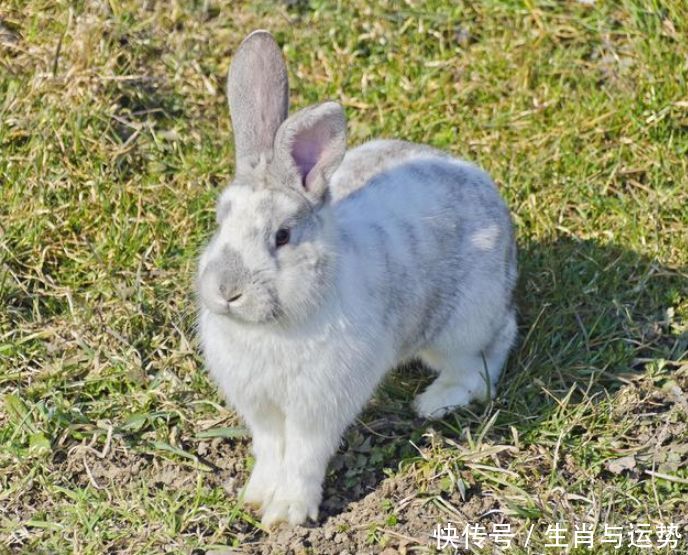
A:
243 466 278 508
413 381 475 419
260 487 320 527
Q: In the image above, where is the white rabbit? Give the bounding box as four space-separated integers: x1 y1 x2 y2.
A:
196 30 517 527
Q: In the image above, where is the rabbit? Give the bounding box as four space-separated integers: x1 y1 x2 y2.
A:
196 30 518 527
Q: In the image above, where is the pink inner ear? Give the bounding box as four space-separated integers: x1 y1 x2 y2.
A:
291 125 330 189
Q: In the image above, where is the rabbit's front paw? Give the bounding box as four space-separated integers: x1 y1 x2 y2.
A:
260 489 320 527
243 465 278 508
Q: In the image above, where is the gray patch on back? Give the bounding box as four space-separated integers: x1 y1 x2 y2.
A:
329 140 451 202
399 219 421 259
367 223 406 326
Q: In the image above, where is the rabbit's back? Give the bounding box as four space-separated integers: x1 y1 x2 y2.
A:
329 140 449 201
332 152 516 356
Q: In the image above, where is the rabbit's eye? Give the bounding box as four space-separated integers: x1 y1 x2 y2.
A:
275 228 291 248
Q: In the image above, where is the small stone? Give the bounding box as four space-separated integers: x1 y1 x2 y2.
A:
606 455 636 474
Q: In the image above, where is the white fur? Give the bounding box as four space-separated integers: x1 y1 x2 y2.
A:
197 32 517 527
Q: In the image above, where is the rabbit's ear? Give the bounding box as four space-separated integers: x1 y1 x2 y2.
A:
227 30 288 172
274 102 347 205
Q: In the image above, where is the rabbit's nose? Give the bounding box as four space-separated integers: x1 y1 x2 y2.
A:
219 283 242 304
227 292 242 303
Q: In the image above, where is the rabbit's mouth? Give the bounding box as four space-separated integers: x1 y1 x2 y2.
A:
214 287 282 325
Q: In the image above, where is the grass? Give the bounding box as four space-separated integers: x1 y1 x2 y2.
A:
1 0 687 553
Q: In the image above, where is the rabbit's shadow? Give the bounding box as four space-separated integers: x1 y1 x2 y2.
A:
319 235 688 520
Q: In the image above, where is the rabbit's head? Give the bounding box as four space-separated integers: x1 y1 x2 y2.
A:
197 31 347 324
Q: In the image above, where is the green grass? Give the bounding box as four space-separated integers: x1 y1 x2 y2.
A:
1 0 687 553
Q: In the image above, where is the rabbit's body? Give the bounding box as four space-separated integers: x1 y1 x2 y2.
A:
197 32 517 527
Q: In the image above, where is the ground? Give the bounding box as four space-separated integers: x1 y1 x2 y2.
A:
1 0 687 553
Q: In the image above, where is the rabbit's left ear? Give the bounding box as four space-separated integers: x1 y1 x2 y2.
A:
273 101 347 205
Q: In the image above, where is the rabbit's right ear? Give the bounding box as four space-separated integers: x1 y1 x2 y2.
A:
227 30 289 173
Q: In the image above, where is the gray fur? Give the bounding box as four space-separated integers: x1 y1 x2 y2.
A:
227 31 288 173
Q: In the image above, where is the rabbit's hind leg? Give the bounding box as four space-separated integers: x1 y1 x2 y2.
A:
413 310 516 419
